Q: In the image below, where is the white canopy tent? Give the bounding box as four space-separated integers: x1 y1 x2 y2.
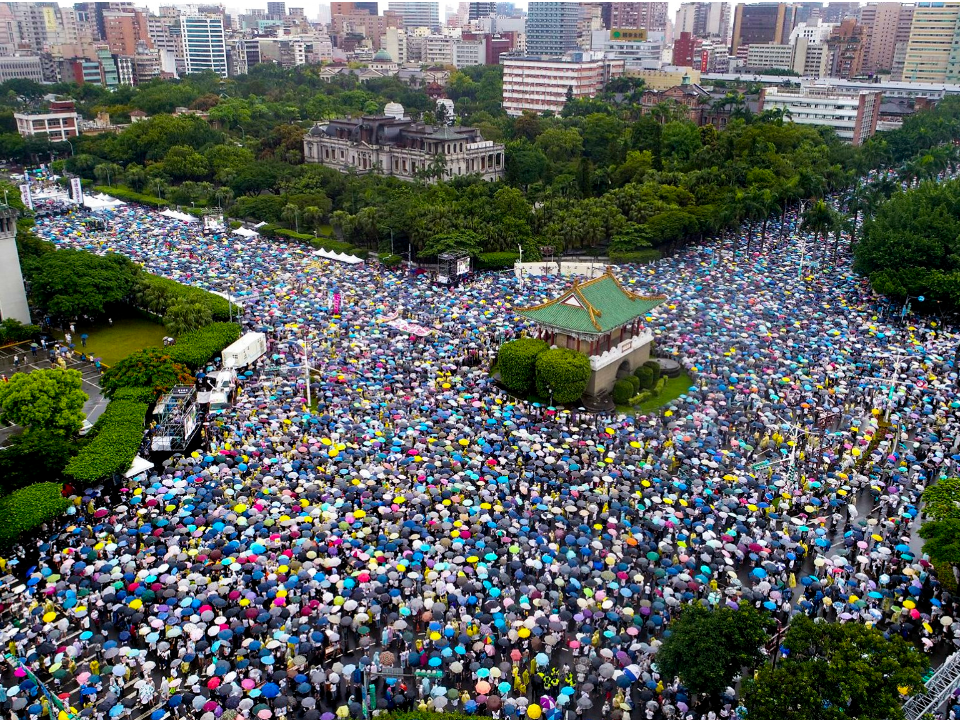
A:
232 227 259 238
83 193 126 211
124 455 154 480
160 208 199 223
314 248 364 265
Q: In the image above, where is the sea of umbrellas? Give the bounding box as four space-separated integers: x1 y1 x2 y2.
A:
2 193 960 720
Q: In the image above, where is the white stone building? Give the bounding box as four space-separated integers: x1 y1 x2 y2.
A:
303 110 505 182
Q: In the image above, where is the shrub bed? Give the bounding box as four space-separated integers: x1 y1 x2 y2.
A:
610 249 661 265
101 348 194 400
168 322 241 369
65 400 148 484
498 338 549 395
0 482 71 546
260 225 369 259
136 274 237 322
535 348 591 404
380 254 402 268
0 318 40 345
613 379 634 405
477 252 520 270
94 185 167 207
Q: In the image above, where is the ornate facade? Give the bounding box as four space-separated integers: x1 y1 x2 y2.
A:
303 115 505 183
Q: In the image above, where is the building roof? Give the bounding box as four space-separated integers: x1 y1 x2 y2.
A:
517 271 667 335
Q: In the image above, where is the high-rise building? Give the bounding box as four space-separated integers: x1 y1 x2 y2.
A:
594 2 669 31
821 2 861 22
387 2 440 29
758 85 881 145
180 15 227 77
792 2 823 26
502 52 625 115
526 2 580 56
859 3 916 75
266 2 286 17
902 0 960 83
672 30 698 65
730 3 795 55
103 9 153 55
468 2 497 20
826 17 865 78
675 2 730 39
330 2 380 15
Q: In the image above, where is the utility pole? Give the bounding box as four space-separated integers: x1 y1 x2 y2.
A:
518 243 523 290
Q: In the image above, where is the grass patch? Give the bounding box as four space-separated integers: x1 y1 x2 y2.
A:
618 369 695 415
53 317 167 366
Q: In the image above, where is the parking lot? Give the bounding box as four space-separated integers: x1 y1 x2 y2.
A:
0 342 108 447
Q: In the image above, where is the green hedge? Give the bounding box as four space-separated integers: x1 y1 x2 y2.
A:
636 364 655 389
612 379 634 405
644 359 662 383
498 338 549 395
380 254 402 268
137 274 237 322
609 249 661 265
112 386 157 404
101 348 194 400
65 400 148 483
477 252 520 270
93 185 168 207
652 376 667 398
626 374 640 393
535 348 591 404
260 224 369 259
0 482 71 546
0 318 39 345
168 322 241 369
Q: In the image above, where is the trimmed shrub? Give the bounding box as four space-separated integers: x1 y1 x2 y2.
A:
0 318 40 345
626 374 641 393
136 274 237 322
112 386 157 404
652 376 668 398
262 225 369 259
498 338 549 395
636 364 655 390
477 252 520 270
65 400 148 484
168 322 241 369
535 348 591 404
609 249 661 265
0 482 71 546
93 185 167 207
644 360 662 383
101 348 194 400
380 254 402 268
612 379 633 405
631 390 653 405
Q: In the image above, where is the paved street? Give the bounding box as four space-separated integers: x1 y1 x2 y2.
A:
0 342 107 447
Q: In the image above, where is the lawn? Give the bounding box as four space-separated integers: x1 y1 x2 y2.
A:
618 369 696 416
53 317 167 366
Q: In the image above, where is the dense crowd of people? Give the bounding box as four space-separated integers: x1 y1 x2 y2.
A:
1 191 959 720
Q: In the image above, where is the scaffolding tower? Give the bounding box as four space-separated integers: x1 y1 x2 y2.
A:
902 652 960 720
151 385 201 453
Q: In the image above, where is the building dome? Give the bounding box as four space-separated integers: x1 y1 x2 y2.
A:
307 122 325 137
374 49 393 61
384 102 405 120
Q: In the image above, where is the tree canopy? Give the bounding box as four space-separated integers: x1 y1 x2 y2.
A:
0 369 88 436
27 249 139 319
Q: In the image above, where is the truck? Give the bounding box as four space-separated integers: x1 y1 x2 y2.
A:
222 331 267 368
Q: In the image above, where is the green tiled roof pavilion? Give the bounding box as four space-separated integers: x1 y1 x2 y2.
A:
516 270 667 336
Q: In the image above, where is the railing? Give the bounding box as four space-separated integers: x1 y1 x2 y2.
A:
589 331 653 371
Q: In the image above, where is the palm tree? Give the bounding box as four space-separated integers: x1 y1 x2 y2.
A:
281 203 300 233
756 189 779 249
303 206 323 232
214 186 234 210
800 199 835 248
739 189 766 250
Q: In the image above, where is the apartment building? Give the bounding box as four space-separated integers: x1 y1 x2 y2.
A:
502 52 625 116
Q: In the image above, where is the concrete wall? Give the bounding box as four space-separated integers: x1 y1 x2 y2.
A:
514 260 609 279
586 341 651 396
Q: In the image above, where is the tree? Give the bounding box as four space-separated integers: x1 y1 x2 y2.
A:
922 477 960 520
505 141 548 189
660 121 702 171
919 519 960 565
0 369 88 436
165 300 213 336
657 603 773 706
29 249 139 318
281 203 301 232
743 615 927 720
497 338 549 395
101 347 195 400
534 348 591 404
93 162 123 186
421 230 484 259
800 198 836 247
0 429 79 495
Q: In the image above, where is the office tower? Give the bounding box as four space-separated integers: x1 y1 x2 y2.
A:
103 8 153 55
821 2 861 22
860 2 915 74
267 2 286 16
902 0 960 82
791 2 823 26
675 2 730 38
387 2 440 29
730 3 795 55
826 17 865 78
468 2 497 20
595 2 669 31
526 1 580 56
330 2 380 14
180 15 228 77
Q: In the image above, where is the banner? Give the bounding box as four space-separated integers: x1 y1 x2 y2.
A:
19 183 32 210
70 177 83 205
387 317 433 337
456 257 470 275
332 291 342 314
